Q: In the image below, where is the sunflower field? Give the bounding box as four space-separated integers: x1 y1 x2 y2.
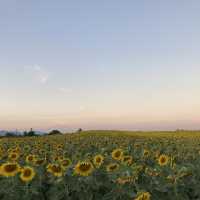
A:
0 130 200 200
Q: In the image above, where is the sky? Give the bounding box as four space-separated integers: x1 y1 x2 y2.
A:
0 0 200 131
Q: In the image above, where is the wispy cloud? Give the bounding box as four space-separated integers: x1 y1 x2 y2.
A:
24 65 49 84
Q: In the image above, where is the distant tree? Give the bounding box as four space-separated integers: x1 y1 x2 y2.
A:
23 128 37 137
77 128 82 133
23 131 28 136
48 130 62 135
29 128 35 136
5 132 16 137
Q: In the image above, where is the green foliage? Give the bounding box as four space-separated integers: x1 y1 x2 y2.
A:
48 130 62 135
23 128 37 137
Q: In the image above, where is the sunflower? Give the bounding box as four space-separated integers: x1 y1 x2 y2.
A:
106 163 119 172
0 146 4 153
52 155 60 162
93 155 104 168
145 167 159 177
122 155 133 165
117 176 134 185
143 149 150 157
12 147 21 154
56 144 63 149
158 154 169 166
34 158 46 166
60 158 72 169
74 161 94 176
111 149 123 161
135 192 151 200
134 143 140 148
26 154 36 164
47 164 63 177
8 152 20 161
0 162 20 177
20 166 36 182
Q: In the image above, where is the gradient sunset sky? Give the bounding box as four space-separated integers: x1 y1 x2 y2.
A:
0 1 200 131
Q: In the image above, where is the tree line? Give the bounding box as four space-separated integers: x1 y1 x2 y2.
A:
3 128 82 137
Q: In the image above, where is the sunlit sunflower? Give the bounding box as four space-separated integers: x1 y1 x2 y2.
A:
106 163 119 172
74 161 94 176
8 152 20 161
122 155 133 165
111 149 123 161
93 155 104 168
158 154 169 166
0 162 20 177
20 166 36 182
135 192 151 200
47 164 63 177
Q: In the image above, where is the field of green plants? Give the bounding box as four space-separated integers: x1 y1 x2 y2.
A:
0 130 200 200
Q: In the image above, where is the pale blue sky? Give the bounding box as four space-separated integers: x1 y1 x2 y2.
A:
0 1 200 131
